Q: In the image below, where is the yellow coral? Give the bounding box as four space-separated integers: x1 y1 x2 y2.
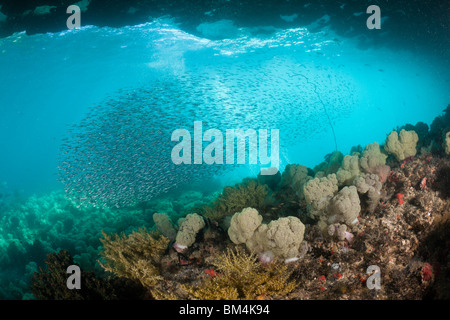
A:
98 228 169 288
182 248 297 300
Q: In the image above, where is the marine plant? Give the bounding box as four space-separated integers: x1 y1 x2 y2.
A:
182 248 297 300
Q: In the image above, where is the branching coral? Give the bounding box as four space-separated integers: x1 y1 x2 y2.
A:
182 248 296 300
30 250 118 300
99 228 169 288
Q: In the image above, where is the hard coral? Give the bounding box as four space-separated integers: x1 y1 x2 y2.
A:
182 248 296 300
99 228 169 289
30 250 118 300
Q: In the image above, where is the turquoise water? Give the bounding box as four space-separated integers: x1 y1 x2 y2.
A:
0 17 449 299
0 18 448 195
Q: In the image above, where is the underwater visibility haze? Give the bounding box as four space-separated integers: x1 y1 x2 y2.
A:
0 0 449 301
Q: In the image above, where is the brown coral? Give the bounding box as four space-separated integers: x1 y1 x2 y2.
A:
99 228 169 289
182 248 297 300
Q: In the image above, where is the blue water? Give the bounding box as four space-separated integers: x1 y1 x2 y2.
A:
0 18 448 195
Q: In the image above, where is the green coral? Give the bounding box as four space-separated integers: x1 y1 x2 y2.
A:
200 178 270 222
313 151 344 177
359 142 387 173
182 248 297 300
280 164 313 198
336 154 361 186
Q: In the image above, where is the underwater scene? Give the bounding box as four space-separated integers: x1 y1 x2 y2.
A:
0 0 449 302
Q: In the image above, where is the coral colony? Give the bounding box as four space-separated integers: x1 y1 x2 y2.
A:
13 106 448 300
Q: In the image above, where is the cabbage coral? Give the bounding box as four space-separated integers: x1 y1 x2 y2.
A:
359 142 387 173
336 154 361 186
384 129 419 161
174 213 205 252
200 178 270 221
280 164 312 198
228 208 305 262
303 173 339 219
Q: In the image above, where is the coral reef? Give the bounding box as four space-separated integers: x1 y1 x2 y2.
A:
181 248 297 300
3 106 450 301
384 129 419 161
99 228 169 290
